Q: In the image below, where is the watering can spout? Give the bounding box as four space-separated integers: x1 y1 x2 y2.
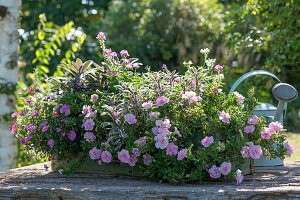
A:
272 83 298 122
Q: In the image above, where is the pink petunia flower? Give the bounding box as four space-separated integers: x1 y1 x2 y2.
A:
31 110 38 116
201 136 214 147
218 162 231 176
101 151 112 163
269 121 283 132
177 149 188 160
166 143 178 156
240 146 250 158
261 128 271 139
84 132 96 143
248 117 259 125
249 144 262 159
208 165 221 179
283 142 294 157
135 137 147 146
233 92 245 104
118 149 130 163
128 155 138 167
142 101 153 110
82 105 92 115
219 111 231 123
124 113 137 124
132 148 141 156
91 94 98 101
89 147 101 160
154 133 169 149
236 169 244 184
84 118 95 131
143 155 152 165
244 125 255 133
155 96 169 107
11 123 18 134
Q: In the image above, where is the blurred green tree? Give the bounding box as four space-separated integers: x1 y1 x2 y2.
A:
103 0 225 72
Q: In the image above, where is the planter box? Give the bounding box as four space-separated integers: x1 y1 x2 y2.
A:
52 156 253 177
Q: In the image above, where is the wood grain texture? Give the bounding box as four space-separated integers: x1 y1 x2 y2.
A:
0 162 300 200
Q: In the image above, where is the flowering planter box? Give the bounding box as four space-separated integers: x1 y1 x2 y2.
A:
13 32 292 185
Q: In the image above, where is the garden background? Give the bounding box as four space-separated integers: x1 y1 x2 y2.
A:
1 0 299 169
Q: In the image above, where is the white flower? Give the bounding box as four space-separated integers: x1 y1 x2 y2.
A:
200 48 210 54
205 59 216 67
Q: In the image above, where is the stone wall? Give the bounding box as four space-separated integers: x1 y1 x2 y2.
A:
0 0 21 171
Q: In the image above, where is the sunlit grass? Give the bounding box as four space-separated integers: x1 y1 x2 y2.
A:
285 133 300 162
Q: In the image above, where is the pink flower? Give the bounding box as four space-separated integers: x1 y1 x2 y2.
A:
82 105 92 115
214 65 223 72
124 113 137 124
118 149 130 163
84 132 96 143
283 142 293 157
60 104 70 116
166 143 178 156
233 92 245 104
156 119 171 129
182 91 196 99
91 94 98 101
68 131 76 141
240 146 250 158
120 50 129 57
132 148 140 156
158 127 170 135
143 155 152 165
28 87 35 93
201 136 214 147
208 165 221 179
155 96 169 107
236 169 244 184
269 121 283 132
261 128 271 139
84 118 95 131
128 155 138 167
101 151 112 163
61 131 66 137
135 137 147 146
96 32 106 40
154 133 169 149
42 126 48 132
11 112 18 118
177 149 188 160
249 144 262 159
149 112 160 121
11 123 18 134
218 162 231 175
244 125 255 133
47 139 54 149
89 147 101 160
174 127 182 137
188 95 201 105
142 101 153 110
152 127 159 135
219 111 230 123
248 117 259 125
31 110 38 116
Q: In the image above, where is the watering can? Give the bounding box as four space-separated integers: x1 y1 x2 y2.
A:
229 70 298 166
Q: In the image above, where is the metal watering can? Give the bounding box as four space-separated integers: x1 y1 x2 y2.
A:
229 70 298 166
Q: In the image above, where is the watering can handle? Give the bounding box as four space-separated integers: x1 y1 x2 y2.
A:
229 70 287 120
229 70 281 94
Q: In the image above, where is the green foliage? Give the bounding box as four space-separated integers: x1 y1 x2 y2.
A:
20 14 86 83
103 0 224 72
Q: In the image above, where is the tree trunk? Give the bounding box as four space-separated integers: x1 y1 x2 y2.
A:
0 0 21 171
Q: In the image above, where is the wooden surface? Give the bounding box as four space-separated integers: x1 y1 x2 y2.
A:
0 161 300 200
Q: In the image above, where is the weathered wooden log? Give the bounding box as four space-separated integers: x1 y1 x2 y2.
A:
0 161 299 199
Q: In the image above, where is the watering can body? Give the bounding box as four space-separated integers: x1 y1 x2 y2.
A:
229 70 285 166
